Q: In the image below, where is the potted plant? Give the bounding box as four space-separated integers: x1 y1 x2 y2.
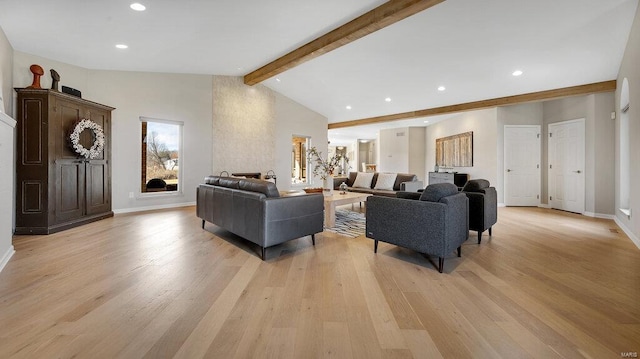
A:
307 147 349 195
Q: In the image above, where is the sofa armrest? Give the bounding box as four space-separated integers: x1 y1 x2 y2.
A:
262 193 324 247
396 191 422 200
400 180 424 192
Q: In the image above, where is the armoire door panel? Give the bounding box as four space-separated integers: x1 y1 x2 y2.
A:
22 98 45 164
86 161 110 215
56 161 85 222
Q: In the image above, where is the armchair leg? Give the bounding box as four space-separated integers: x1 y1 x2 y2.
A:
477 231 482 244
438 257 444 273
374 240 379 253
311 234 315 246
489 227 492 236
261 247 266 260
201 219 205 229
457 246 461 257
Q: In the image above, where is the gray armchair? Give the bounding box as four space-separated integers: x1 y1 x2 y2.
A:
461 179 497 243
366 183 469 273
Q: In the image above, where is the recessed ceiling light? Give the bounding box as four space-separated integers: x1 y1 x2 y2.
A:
512 70 523 76
346 105 352 110
115 44 128 49
275 78 281 82
385 97 391 102
423 120 429 123
437 86 446 91
130 3 146 11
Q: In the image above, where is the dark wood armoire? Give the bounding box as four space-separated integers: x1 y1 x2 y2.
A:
15 88 115 234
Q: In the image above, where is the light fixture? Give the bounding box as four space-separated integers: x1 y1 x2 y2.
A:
438 86 446 91
423 120 429 123
115 44 128 49
346 105 352 110
275 78 281 82
130 3 146 11
512 70 523 76
385 97 391 102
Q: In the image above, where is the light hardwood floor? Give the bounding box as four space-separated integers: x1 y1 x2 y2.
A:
1 206 639 358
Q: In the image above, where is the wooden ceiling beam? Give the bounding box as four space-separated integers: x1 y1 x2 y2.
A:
243 0 445 86
328 80 617 129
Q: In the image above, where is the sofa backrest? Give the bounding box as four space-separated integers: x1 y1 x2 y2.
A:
346 172 417 190
204 175 280 198
420 183 460 202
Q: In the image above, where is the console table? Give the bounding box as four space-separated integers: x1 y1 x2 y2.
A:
428 172 469 188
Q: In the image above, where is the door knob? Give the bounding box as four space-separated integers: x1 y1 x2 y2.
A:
574 170 581 173
506 169 511 172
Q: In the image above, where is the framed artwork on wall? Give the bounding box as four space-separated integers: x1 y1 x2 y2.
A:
435 131 473 167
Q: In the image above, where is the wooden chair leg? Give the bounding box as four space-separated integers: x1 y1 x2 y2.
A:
374 240 379 253
438 257 444 273
488 227 492 236
477 231 482 244
457 246 461 257
311 234 315 246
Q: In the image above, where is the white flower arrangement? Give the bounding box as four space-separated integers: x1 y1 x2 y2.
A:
69 119 105 159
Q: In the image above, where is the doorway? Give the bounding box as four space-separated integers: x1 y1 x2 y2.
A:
504 125 540 206
548 119 585 214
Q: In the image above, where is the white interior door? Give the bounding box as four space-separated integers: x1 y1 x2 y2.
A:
548 119 585 214
504 125 540 206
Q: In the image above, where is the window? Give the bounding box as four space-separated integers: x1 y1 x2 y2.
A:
292 135 310 185
140 117 183 193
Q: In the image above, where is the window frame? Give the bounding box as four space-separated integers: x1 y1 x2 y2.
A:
139 116 184 197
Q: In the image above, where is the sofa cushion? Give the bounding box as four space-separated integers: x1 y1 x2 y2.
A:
204 175 220 185
353 172 375 189
238 178 280 198
374 173 397 190
347 172 358 187
420 183 459 202
218 177 241 189
462 179 490 192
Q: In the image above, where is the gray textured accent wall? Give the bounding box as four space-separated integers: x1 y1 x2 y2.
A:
212 76 275 176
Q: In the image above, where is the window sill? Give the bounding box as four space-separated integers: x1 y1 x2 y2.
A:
138 190 183 199
619 208 631 218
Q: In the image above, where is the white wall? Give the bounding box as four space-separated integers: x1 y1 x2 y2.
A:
615 1 640 247
0 26 14 272
89 70 213 211
275 92 328 191
426 108 498 188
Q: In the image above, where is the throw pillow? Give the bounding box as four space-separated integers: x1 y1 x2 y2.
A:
352 172 374 189
373 173 397 190
419 183 459 202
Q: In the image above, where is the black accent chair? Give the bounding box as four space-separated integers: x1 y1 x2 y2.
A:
461 179 497 243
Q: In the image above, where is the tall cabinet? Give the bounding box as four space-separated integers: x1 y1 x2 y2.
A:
15 89 114 234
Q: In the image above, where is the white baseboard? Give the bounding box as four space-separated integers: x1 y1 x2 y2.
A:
614 217 640 250
113 201 196 214
538 203 551 209
0 245 15 273
498 203 506 207
583 212 615 220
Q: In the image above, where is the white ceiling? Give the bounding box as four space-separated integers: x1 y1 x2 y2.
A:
0 0 637 144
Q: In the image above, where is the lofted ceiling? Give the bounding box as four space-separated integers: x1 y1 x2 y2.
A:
0 0 637 144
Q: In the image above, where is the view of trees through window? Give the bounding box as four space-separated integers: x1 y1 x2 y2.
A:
141 119 182 193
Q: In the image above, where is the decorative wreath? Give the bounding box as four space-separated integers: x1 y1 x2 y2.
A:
69 119 105 159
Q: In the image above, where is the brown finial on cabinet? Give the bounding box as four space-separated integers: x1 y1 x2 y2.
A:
26 64 44 89
50 69 60 91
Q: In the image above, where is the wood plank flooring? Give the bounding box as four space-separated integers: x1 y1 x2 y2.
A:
1 206 639 358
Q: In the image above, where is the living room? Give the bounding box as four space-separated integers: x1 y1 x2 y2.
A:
1 0 640 357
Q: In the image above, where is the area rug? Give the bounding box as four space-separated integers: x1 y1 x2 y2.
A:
324 208 366 238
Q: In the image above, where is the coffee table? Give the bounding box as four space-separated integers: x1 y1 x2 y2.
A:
323 191 372 227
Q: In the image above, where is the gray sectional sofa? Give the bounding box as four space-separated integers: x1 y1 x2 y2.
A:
333 172 423 197
197 176 324 259
366 183 469 273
